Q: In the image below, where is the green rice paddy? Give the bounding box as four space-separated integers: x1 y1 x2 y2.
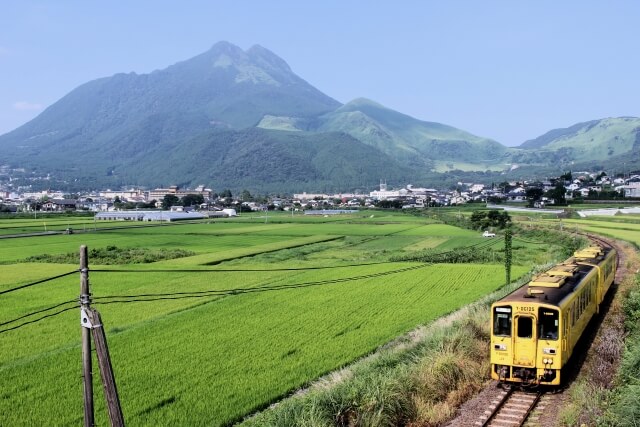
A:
0 212 530 426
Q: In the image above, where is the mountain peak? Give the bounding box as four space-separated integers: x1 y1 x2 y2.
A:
207 40 244 55
342 98 385 109
246 44 292 74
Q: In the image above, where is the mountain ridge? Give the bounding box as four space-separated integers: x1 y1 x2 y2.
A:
1 42 639 192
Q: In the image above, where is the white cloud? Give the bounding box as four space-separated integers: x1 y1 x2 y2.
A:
13 101 43 111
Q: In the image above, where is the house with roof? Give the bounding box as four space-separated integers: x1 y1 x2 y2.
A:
42 199 78 212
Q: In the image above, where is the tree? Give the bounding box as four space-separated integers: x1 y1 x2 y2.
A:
240 190 253 202
525 187 544 207
546 182 566 206
219 189 233 199
162 194 180 209
113 196 124 209
182 194 204 207
497 211 511 228
470 209 511 230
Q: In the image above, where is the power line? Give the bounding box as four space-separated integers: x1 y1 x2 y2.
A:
0 299 77 327
0 270 78 296
0 236 508 333
92 263 432 303
90 260 404 274
513 237 549 245
0 305 77 335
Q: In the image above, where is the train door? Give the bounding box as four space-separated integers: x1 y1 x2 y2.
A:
513 314 537 367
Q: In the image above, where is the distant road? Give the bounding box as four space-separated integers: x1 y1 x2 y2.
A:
486 204 564 214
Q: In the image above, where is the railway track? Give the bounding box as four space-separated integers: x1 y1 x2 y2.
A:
478 388 542 427
448 231 631 427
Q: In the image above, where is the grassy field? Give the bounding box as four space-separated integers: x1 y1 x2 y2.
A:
1 212 537 426
546 218 640 246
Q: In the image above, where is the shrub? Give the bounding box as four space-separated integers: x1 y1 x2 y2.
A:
24 246 196 264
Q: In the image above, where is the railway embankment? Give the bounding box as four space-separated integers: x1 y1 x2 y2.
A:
558 237 640 425
450 236 640 427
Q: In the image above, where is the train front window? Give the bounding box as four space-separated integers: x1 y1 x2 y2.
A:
539 308 559 340
517 316 533 338
493 307 512 336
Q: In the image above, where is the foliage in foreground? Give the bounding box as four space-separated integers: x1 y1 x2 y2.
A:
556 239 639 426
604 276 640 425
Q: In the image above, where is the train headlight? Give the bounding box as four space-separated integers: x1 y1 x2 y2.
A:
543 358 554 365
543 347 556 355
494 344 507 350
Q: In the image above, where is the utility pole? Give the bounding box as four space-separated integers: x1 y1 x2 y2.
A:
87 309 125 426
80 245 94 427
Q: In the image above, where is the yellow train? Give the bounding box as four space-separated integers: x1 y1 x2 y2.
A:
490 242 617 386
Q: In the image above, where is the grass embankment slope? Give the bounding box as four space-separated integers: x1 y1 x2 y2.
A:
537 217 640 425
0 212 553 426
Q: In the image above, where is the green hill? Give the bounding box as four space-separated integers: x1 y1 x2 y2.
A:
517 117 640 164
95 128 416 193
259 98 511 171
0 42 509 191
1 41 637 192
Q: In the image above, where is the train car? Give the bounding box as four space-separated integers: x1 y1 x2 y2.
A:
490 243 617 386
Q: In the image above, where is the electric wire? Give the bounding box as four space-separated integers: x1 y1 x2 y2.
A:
0 270 78 296
0 306 77 335
512 236 550 245
0 299 77 327
0 234 506 333
90 260 406 273
92 263 433 305
91 238 502 303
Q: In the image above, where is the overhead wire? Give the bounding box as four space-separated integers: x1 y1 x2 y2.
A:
93 263 432 305
513 236 551 245
91 237 504 304
90 260 408 273
0 233 508 333
0 299 78 327
0 305 77 335
0 270 78 296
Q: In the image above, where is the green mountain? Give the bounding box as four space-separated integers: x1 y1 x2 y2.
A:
517 117 640 165
0 42 508 191
0 41 340 169
3 41 636 193
259 98 511 172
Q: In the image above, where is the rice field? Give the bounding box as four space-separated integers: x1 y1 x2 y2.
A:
0 213 531 426
551 217 640 246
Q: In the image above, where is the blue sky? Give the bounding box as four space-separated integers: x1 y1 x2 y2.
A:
1 1 639 146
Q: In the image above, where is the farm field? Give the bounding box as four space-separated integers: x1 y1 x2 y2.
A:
1 213 535 426
551 217 640 246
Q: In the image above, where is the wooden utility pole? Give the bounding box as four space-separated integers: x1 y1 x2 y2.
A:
80 245 94 427
87 309 125 426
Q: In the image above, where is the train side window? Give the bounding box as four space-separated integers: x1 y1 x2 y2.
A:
517 316 533 338
493 307 512 336
539 308 558 340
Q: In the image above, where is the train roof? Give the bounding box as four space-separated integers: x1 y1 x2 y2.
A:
496 245 614 307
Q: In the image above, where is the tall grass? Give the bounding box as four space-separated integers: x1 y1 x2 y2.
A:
603 277 640 425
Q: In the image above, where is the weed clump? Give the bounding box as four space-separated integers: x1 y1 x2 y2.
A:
25 246 196 264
